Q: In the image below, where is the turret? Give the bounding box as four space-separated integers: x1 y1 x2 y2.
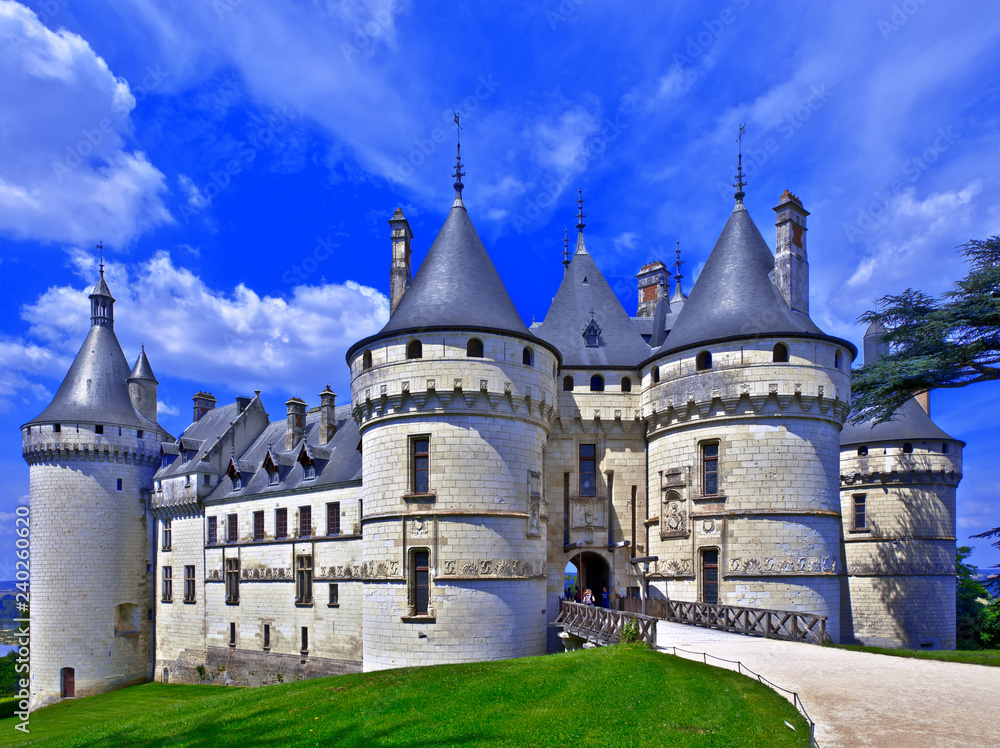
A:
773 190 810 315
128 347 158 423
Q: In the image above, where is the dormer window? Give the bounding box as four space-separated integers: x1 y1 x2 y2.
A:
583 319 602 348
268 469 280 486
305 464 316 480
233 475 242 491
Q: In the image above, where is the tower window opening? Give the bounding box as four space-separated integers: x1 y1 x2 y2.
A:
701 549 719 605
53 424 61 433
563 376 574 391
590 374 604 392
651 366 660 383
579 444 596 497
406 339 422 359
942 442 949 454
621 377 632 392
522 347 534 366
835 350 843 369
229 621 236 646
772 343 788 363
263 624 270 650
696 351 712 370
95 424 104 435
857 446 868 456
412 438 430 494
702 443 719 496
467 338 483 358
853 494 867 530
362 350 373 371
411 549 430 616
902 442 913 454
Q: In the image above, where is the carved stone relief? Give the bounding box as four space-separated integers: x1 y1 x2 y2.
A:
726 556 839 575
439 558 545 578
660 490 688 539
571 498 606 530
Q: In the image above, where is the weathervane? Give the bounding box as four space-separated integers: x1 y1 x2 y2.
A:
562 227 570 267
673 241 684 285
97 241 105 277
452 112 465 197
733 123 746 203
575 188 586 233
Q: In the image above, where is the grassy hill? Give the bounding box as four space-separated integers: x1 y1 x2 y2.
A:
0 645 809 747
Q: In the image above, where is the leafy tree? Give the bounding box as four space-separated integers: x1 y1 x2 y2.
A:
850 236 1000 426
956 546 1000 650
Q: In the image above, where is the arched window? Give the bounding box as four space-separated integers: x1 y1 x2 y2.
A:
563 376 574 392
942 442 950 454
772 343 788 363
522 347 534 366
652 366 660 383
467 338 483 357
857 446 868 456
406 339 422 359
621 377 632 393
362 350 372 371
835 350 842 369
902 442 913 454
696 351 712 370
590 375 604 392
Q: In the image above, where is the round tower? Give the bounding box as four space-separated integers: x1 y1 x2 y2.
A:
347 167 558 670
839 321 961 649
22 265 170 709
641 189 855 641
127 346 158 423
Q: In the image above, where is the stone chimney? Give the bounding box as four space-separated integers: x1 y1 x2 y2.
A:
635 261 669 317
192 391 217 422
318 386 337 445
285 397 306 451
773 190 810 315
389 208 413 313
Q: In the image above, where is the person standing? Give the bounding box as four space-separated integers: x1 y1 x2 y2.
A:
600 586 610 608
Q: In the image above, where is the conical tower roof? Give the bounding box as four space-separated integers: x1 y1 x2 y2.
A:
374 201 530 338
534 237 650 367
129 347 158 383
654 201 824 355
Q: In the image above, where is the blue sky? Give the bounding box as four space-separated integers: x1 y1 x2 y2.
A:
1 0 999 576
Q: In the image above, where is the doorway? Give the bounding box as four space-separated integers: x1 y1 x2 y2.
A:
566 551 611 606
60 667 75 698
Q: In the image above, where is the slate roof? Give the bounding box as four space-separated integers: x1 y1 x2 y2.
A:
26 324 168 435
653 202 825 356
840 398 958 446
129 348 157 382
533 235 652 368
156 403 243 479
374 201 530 339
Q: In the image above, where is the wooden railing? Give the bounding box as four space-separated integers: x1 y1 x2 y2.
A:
554 601 657 646
619 598 827 645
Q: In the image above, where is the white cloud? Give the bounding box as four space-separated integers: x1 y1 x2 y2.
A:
612 232 639 252
156 400 180 416
177 174 209 209
0 2 172 245
16 252 389 413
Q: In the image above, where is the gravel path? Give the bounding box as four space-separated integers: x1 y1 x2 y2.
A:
654 621 1000 748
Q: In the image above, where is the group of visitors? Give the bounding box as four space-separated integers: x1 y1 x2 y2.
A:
578 585 614 608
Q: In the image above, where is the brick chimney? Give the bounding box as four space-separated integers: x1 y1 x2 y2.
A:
773 190 810 315
389 208 413 313
192 391 217 422
318 386 337 445
635 261 669 317
285 397 306 451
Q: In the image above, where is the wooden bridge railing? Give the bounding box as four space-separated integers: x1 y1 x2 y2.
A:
554 601 657 647
619 597 827 645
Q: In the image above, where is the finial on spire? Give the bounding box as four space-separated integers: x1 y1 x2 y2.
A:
452 112 465 201
97 241 105 277
562 227 570 267
733 123 746 203
575 188 586 233
673 241 684 284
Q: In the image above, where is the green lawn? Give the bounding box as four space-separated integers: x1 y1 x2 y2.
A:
825 642 1000 666
0 646 809 747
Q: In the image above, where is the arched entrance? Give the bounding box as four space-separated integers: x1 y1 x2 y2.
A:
566 551 611 606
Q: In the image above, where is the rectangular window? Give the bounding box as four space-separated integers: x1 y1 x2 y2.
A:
413 438 429 494
299 506 312 538
253 511 264 541
184 565 195 603
203 474 211 486
275 508 288 539
301 626 308 654
116 478 123 491
328 583 339 607
227 513 238 543
263 623 270 650
327 502 341 536
161 566 172 602
579 444 596 497
225 558 239 604
137 429 144 439
229 622 236 647
702 443 719 496
853 495 867 530
207 516 217 545
53 423 61 433
95 424 103 435
295 555 313 604
702 549 719 605
412 549 430 615
162 519 171 551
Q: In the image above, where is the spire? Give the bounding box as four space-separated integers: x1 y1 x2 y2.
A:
562 227 570 268
733 123 746 204
452 112 465 207
673 241 684 288
89 242 115 329
574 188 587 254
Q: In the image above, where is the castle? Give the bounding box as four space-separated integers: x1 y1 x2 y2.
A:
23 159 962 709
